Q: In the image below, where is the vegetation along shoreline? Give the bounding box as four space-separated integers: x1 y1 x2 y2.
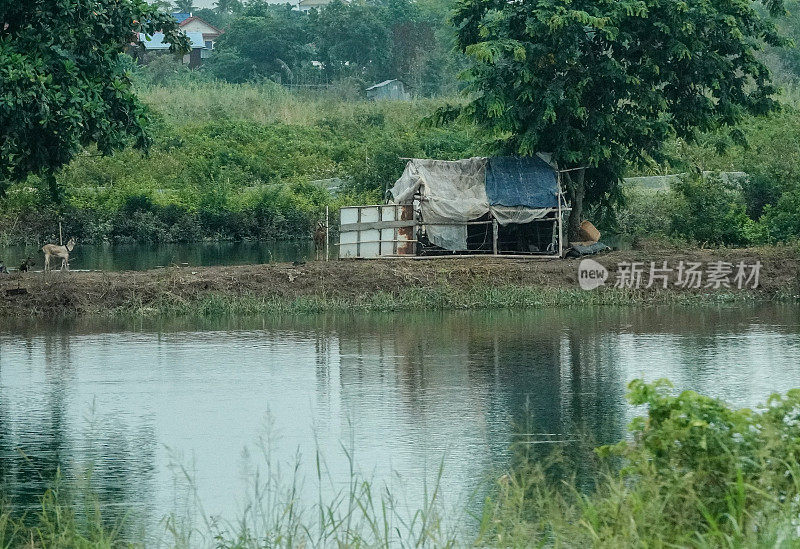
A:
1 247 797 318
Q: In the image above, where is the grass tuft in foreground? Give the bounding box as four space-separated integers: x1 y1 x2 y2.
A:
0 477 119 549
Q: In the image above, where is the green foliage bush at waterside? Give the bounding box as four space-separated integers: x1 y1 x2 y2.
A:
480 379 800 546
613 105 800 247
669 173 754 246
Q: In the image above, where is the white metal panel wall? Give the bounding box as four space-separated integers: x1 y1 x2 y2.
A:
360 206 380 258
339 207 360 258
339 205 414 258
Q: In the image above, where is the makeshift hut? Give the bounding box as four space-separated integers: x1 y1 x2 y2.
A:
338 155 568 258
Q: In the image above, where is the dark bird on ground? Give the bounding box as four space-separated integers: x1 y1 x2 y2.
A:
19 257 35 272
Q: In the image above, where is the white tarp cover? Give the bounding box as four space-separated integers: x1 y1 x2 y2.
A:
389 158 550 251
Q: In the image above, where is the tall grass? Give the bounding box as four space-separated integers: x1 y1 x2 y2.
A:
0 478 120 549
138 80 459 129
2 427 464 548
164 432 461 548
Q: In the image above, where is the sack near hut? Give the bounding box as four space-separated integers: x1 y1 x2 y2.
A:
578 220 601 243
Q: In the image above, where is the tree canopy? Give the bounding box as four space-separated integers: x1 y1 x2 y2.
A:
448 0 788 237
207 7 312 83
202 0 459 92
173 0 196 13
0 0 189 198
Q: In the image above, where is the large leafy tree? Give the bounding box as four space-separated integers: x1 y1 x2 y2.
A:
173 0 195 13
214 0 243 15
0 0 189 199
206 5 312 83
448 0 787 238
310 0 391 81
368 0 438 86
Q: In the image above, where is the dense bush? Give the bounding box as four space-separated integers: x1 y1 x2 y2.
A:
669 174 752 246
4 64 800 248
480 380 800 546
612 186 675 239
610 104 800 246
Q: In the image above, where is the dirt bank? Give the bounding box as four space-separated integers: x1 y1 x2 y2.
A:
1 246 798 317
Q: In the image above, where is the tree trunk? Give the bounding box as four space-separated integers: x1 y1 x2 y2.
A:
566 168 586 242
45 171 63 204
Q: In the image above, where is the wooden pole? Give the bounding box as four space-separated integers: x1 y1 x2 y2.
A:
59 221 63 245
557 172 563 257
492 217 498 256
325 206 330 261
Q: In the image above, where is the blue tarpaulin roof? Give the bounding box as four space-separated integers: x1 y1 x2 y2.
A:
485 156 558 209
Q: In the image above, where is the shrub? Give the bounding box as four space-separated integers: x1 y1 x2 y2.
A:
758 185 800 243
669 173 752 246
480 380 800 546
613 185 676 237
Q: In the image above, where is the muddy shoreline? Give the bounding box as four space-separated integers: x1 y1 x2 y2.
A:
1 246 798 317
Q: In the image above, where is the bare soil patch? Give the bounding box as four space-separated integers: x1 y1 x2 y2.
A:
1 246 797 317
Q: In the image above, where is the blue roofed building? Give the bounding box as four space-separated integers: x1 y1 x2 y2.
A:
137 31 207 68
172 12 192 24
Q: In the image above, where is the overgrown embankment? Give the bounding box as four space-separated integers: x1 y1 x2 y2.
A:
1 247 797 317
0 81 478 246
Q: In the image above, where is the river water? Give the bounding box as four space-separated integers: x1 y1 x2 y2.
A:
0 304 799 540
0 241 319 272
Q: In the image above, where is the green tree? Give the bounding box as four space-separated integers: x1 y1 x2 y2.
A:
150 0 173 10
369 0 438 88
205 6 312 83
214 0 243 15
173 0 195 13
192 7 231 29
311 0 391 82
0 0 189 199
447 0 787 239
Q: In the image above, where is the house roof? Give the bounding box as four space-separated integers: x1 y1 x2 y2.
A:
179 16 224 35
172 12 192 24
138 32 205 50
299 0 335 6
366 79 401 91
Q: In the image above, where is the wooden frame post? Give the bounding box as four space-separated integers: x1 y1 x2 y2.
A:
325 206 330 261
557 172 563 258
492 217 499 256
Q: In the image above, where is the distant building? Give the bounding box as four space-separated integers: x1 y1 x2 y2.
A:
172 12 193 24
365 80 411 101
298 0 336 12
137 32 206 68
175 13 224 59
134 14 223 68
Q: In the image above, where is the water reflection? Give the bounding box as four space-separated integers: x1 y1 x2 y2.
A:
0 240 322 272
0 304 798 536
